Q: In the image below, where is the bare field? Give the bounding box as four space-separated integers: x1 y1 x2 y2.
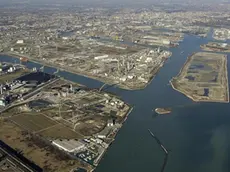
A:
74 116 107 136
37 123 83 139
9 113 57 132
0 120 91 172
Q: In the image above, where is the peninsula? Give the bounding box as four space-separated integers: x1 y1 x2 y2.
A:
0 62 132 172
201 42 230 53
171 52 229 103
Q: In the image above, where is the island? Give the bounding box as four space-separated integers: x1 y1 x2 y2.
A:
170 52 229 103
155 108 172 115
0 62 132 172
201 42 230 52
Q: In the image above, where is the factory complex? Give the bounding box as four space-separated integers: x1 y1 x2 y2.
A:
0 63 131 172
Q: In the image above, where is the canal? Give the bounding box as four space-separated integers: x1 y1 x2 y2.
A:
0 33 230 172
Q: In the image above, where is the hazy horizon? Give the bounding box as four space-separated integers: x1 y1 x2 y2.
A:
1 0 229 5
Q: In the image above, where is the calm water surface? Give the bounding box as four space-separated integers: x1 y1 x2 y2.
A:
0 34 230 172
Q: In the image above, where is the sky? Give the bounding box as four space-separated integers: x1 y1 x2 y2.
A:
0 0 229 7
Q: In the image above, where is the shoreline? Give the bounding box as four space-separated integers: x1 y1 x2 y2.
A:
92 106 133 170
170 80 229 103
200 45 230 53
0 52 171 91
170 53 229 103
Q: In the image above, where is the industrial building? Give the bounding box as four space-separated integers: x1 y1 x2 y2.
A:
52 139 86 153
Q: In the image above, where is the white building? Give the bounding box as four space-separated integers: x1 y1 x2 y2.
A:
97 127 111 139
107 119 114 127
94 55 109 60
16 40 24 44
52 139 85 153
62 37 68 40
0 99 6 107
162 40 170 45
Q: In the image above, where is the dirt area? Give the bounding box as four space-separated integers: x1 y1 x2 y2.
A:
74 116 107 136
9 113 57 132
37 123 83 139
0 120 91 172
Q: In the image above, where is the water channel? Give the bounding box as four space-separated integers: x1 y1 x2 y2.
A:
0 33 230 172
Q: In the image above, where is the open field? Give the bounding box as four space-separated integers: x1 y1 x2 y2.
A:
8 112 83 139
171 52 229 102
37 123 83 139
9 113 57 132
0 120 91 172
74 116 107 136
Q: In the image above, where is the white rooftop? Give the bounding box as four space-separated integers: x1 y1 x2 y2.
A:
52 139 85 152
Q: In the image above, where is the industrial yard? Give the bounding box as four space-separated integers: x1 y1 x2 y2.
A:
0 62 29 83
4 38 172 90
201 42 230 52
213 28 230 41
171 52 229 103
0 64 131 171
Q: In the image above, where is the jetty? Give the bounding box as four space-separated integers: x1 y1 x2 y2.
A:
148 129 169 172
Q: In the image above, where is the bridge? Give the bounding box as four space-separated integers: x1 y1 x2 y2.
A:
99 82 120 92
53 68 59 74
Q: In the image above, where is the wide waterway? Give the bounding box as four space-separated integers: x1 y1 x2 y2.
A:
0 33 230 172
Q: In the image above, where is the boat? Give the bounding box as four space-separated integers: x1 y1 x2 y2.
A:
20 57 28 62
180 51 184 54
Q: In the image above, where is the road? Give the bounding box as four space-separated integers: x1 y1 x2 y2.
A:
0 77 60 114
0 141 42 172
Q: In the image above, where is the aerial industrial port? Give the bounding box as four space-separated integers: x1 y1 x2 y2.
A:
171 52 229 103
0 62 131 171
1 1 230 172
2 2 224 90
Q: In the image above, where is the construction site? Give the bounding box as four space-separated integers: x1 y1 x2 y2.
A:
0 68 131 171
201 42 230 53
170 52 229 103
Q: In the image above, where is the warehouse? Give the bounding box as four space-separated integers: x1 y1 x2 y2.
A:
52 139 86 153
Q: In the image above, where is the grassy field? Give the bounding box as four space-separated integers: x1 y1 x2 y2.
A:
37 123 83 139
9 113 57 132
0 69 29 83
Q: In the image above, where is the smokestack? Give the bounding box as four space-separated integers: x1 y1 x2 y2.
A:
0 85 2 95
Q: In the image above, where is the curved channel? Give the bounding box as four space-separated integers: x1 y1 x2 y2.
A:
1 33 230 172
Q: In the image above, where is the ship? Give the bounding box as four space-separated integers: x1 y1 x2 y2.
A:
20 57 28 62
